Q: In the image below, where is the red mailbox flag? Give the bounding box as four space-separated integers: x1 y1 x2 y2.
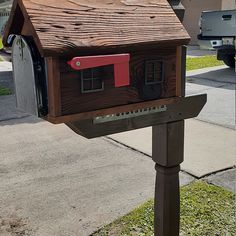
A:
67 54 130 87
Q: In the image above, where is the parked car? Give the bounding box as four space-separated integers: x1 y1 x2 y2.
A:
198 10 236 68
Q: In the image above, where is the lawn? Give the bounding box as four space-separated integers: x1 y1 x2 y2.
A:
186 55 224 71
0 86 11 96
0 36 4 61
0 37 3 61
0 37 3 50
92 181 236 236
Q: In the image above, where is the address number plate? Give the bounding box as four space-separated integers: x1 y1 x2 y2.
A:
93 105 167 124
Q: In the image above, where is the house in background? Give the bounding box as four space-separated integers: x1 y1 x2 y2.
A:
0 0 12 36
222 0 236 9
182 0 236 45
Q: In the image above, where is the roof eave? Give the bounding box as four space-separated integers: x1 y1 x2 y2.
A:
42 38 191 58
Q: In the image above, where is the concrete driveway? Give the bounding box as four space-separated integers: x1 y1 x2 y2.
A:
0 116 156 236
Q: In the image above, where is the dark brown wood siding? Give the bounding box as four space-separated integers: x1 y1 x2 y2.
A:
59 47 177 115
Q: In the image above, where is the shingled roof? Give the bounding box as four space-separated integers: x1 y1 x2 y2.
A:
3 0 190 56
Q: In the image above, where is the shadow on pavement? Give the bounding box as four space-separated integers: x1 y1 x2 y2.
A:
0 95 42 126
187 68 235 90
0 115 43 126
0 72 14 92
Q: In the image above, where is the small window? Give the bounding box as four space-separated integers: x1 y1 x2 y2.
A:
81 67 104 93
145 60 164 85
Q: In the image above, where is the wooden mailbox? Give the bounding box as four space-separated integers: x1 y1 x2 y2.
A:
2 0 207 139
3 1 208 236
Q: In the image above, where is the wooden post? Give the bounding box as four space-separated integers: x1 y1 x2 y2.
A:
152 120 184 236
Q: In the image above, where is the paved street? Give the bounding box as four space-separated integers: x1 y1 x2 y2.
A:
0 60 235 235
187 46 216 57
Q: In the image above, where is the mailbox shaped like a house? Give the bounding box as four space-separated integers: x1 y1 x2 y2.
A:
3 0 190 125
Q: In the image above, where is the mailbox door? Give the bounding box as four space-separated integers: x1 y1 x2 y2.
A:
12 36 48 116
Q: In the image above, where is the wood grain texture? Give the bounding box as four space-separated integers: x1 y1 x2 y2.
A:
60 47 177 115
153 119 184 236
152 121 184 166
154 164 181 236
46 57 62 117
4 0 190 56
175 46 187 97
181 46 187 97
176 46 182 97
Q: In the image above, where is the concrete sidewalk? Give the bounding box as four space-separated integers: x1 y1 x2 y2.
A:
109 119 236 178
0 61 12 72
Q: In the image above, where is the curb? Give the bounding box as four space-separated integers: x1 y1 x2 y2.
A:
0 70 12 77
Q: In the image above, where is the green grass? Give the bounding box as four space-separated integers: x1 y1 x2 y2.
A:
186 55 224 71
0 37 3 61
0 86 11 96
0 37 3 50
92 181 236 236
